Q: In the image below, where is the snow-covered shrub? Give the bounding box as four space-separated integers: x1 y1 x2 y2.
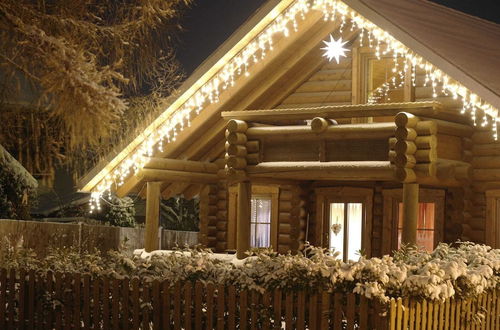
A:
104 196 136 227
0 240 498 303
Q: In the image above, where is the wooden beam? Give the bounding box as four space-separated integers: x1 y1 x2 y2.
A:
246 122 396 141
144 182 161 252
236 181 251 259
401 183 419 246
247 161 395 181
138 169 219 184
144 157 218 173
222 101 445 121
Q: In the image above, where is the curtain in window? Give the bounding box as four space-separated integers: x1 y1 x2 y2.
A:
250 197 271 248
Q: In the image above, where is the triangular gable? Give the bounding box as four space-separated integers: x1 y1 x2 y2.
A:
80 0 500 206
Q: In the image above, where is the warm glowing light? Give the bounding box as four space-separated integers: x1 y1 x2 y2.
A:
321 35 350 63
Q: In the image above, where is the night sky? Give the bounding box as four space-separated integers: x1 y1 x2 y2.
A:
178 0 500 75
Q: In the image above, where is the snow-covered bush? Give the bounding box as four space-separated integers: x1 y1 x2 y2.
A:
0 240 498 302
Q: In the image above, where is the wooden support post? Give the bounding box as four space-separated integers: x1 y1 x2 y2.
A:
145 182 161 252
401 183 419 246
236 181 251 259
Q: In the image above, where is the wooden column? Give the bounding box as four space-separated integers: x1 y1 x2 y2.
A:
236 181 251 259
144 181 161 252
401 183 419 246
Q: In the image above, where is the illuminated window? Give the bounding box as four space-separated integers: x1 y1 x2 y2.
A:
329 202 363 261
250 196 272 248
365 57 405 103
397 203 436 252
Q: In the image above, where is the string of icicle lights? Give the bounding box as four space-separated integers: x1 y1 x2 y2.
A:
89 0 500 212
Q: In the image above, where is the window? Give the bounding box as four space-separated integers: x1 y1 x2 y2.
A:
227 185 279 250
486 190 500 248
397 202 436 252
315 187 373 260
365 56 405 104
381 188 444 255
250 195 272 248
329 202 363 261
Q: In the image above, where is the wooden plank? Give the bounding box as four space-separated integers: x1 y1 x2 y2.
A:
54 272 63 330
334 292 343 329
456 300 462 329
141 282 150 330
389 299 396 330
285 292 293 330
18 269 26 330
228 285 236 330
443 299 449 330
27 269 35 330
82 274 91 329
73 273 82 330
450 299 456 330
239 290 248 330
416 301 421 330
206 283 215 330
161 281 171 330
173 282 181 330
347 293 356 330
308 292 319 330
320 291 330 329
91 277 101 330
184 282 192 330
131 278 140 330
110 278 119 330
359 296 368 330
216 284 225 330
273 290 282 330
262 291 271 330
296 291 306 330
121 278 130 330
194 282 203 330
409 299 416 330
427 300 433 330
101 277 110 329
402 298 409 330
36 271 46 330
251 291 259 330
63 274 72 330
152 280 161 330
421 299 427 329
0 269 6 329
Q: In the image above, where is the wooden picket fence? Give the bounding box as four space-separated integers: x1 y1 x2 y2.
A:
387 289 500 330
0 267 388 329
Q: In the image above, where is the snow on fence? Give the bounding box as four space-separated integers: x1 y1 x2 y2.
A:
0 267 388 329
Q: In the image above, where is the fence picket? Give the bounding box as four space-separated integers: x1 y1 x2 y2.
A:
111 278 120 330
54 272 63 329
184 282 192 330
82 274 91 329
415 301 421 330
320 291 330 330
194 282 202 330
334 292 342 329
273 290 282 330
250 290 259 330
239 290 248 330
161 281 171 330
0 269 6 329
409 299 415 330
18 269 26 329
296 291 305 330
102 277 111 330
228 285 236 330
308 292 318 330
131 277 140 330
141 282 150 330
27 269 35 330
347 293 355 330
206 283 214 330
262 290 271 330
173 282 181 330
152 280 161 330
92 277 101 330
73 273 81 330
443 298 449 330
402 298 409 330
359 296 368 330
285 292 293 330
121 278 130 330
216 284 225 330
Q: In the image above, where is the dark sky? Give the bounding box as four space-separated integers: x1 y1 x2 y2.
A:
177 0 500 75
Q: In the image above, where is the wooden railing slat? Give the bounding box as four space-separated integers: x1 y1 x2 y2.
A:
73 273 82 330
173 282 182 330
262 291 271 330
295 291 305 330
131 277 140 330
285 292 293 330
228 285 236 330
320 291 330 330
0 269 6 330
141 281 150 330
347 293 356 330
152 280 161 330
273 290 282 330
111 278 120 330
82 274 91 329
359 296 368 330
334 292 343 329
18 269 26 329
27 269 35 330
54 272 63 330
250 290 259 330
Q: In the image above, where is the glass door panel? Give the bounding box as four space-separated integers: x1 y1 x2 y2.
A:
397 202 436 252
329 202 363 261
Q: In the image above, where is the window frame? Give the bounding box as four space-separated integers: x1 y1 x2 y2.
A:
382 188 445 254
486 190 500 248
227 185 279 250
315 187 373 258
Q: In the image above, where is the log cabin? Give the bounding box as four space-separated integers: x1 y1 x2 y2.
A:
79 0 500 259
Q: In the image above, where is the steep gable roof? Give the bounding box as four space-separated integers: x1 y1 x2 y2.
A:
79 0 500 199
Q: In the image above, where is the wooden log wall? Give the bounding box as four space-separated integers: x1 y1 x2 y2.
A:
276 54 352 110
371 186 384 257
444 188 465 243
277 185 308 254
199 184 221 250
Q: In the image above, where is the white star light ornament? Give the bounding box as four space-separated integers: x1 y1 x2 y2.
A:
321 35 350 64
